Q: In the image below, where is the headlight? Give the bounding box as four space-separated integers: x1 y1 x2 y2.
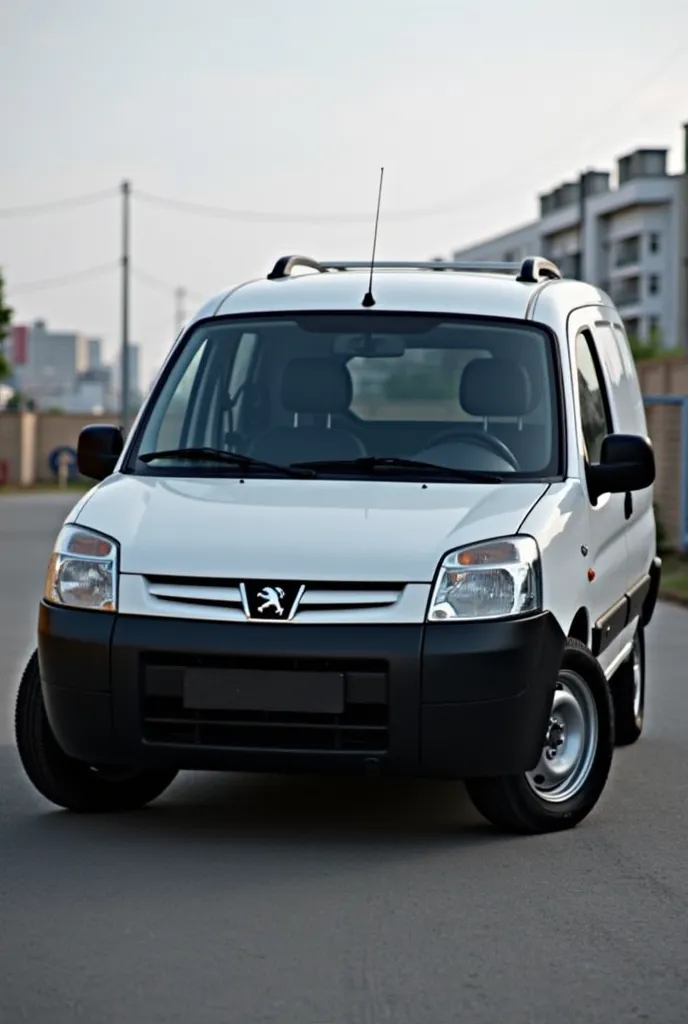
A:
427 536 541 621
44 525 118 612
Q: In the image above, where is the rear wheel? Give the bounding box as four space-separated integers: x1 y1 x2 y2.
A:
466 639 614 835
611 622 645 747
15 652 178 813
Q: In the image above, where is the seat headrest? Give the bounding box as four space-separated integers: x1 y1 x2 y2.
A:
281 358 353 414
460 357 532 418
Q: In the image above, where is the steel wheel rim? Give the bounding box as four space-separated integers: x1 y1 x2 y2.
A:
632 636 643 720
526 669 599 803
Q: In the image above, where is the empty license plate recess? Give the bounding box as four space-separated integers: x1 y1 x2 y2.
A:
182 668 345 715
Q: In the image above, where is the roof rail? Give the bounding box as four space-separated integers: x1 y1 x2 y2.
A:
267 255 325 280
516 257 562 283
320 260 523 274
266 254 563 282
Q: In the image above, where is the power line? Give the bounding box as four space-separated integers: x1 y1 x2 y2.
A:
132 267 205 303
7 259 203 312
133 183 511 225
0 38 684 231
134 39 687 225
0 37 685 230
562 38 688 167
131 267 180 293
135 314 185 338
132 267 206 340
8 261 119 294
0 188 117 219
134 189 385 225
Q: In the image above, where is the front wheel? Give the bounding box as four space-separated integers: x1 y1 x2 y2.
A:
15 651 179 813
466 639 614 835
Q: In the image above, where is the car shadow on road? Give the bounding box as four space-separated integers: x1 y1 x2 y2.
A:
0 745 518 859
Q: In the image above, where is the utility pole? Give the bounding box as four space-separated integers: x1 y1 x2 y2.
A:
175 286 187 334
120 180 131 433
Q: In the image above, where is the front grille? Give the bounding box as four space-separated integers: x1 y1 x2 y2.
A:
141 654 389 753
143 575 403 618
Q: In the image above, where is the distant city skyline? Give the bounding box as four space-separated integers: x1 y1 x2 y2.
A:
6 318 141 413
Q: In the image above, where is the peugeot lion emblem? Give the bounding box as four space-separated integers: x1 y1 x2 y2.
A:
240 581 304 621
257 586 285 617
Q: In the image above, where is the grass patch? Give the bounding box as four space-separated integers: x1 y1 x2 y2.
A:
659 555 688 601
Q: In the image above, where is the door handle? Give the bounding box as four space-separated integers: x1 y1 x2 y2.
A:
624 491 633 520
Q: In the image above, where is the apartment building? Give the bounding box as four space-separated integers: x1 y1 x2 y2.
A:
450 123 688 348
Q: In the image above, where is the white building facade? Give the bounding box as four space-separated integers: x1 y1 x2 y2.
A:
450 124 688 348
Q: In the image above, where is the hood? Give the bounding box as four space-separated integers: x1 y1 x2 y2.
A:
74 475 548 583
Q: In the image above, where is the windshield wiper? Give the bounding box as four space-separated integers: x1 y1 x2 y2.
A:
290 456 504 483
138 447 315 478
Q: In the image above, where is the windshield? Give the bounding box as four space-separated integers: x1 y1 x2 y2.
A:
129 313 561 480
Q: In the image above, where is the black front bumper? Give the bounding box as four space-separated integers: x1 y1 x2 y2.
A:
37 602 565 779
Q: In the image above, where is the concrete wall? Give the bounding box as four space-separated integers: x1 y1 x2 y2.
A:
636 354 688 395
635 356 688 548
33 413 114 482
0 411 116 486
0 412 21 485
644 400 681 547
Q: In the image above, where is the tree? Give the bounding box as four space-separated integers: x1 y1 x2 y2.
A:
626 324 683 363
0 268 12 381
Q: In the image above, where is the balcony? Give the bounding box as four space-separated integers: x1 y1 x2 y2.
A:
614 237 641 268
555 253 581 279
611 277 641 307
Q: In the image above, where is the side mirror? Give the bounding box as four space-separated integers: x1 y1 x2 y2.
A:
77 424 124 481
586 433 655 504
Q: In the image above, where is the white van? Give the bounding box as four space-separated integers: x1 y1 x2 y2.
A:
15 255 661 834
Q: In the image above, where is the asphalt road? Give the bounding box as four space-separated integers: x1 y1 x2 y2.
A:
1 493 688 1024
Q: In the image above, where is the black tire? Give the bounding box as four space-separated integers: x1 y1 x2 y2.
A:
465 638 614 835
611 622 645 747
15 651 178 813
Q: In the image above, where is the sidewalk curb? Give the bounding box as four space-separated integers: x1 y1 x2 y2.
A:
0 487 89 497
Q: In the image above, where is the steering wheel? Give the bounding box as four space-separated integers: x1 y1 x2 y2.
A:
421 429 520 471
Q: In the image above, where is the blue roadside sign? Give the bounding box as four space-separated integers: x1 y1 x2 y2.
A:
48 446 78 480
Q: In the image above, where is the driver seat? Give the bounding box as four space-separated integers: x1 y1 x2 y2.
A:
458 356 552 468
459 357 533 424
459 356 538 467
247 358 366 465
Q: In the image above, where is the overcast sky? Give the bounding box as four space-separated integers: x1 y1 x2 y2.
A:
2 0 687 387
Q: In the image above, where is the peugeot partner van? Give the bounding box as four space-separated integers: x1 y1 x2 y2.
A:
15 255 661 834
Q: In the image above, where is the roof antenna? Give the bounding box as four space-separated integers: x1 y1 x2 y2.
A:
362 167 385 308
